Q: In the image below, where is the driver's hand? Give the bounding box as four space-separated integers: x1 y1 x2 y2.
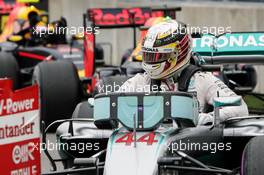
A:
197 113 214 125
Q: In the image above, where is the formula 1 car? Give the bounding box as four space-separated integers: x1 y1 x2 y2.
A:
41 31 264 175
0 5 86 125
42 91 264 175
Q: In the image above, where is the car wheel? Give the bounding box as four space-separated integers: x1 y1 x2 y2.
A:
241 136 264 175
33 61 82 127
0 52 20 89
72 101 93 119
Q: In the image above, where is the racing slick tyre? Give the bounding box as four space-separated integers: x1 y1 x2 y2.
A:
0 52 20 89
72 101 93 119
33 60 82 127
241 136 264 175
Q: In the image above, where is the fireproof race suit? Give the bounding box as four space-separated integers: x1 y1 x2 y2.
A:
119 71 249 125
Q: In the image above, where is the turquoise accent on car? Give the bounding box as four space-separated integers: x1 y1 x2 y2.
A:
118 96 138 128
108 129 119 156
192 34 215 56
94 94 198 130
171 96 195 121
193 32 264 56
143 96 164 128
155 128 174 156
94 97 110 120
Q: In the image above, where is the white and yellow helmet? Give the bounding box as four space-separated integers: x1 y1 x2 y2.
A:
142 20 192 79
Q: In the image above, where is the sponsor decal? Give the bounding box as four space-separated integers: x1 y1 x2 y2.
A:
193 33 264 49
0 116 35 139
142 46 158 52
0 98 35 115
0 79 40 175
88 8 164 26
116 132 158 145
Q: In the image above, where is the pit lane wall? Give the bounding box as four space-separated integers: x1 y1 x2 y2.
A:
48 0 264 93
0 79 40 175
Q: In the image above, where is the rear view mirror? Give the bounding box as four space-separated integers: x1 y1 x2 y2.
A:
93 96 118 129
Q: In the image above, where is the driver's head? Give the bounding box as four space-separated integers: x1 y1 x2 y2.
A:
28 11 40 26
17 6 40 21
142 19 192 80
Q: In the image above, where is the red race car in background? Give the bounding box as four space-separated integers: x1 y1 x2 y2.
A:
0 2 85 126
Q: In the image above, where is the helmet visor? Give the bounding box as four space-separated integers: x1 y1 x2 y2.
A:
143 52 176 64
